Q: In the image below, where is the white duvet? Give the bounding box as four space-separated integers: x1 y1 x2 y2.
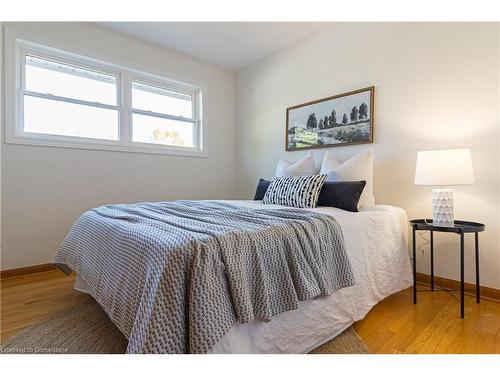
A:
75 200 413 354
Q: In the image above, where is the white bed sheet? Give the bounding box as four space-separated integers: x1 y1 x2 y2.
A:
74 200 413 354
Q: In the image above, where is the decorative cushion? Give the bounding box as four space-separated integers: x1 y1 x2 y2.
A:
254 178 366 212
275 151 317 177
253 179 271 200
316 181 366 212
320 148 375 207
263 175 326 208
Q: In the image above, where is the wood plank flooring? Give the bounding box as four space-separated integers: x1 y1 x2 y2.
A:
1 270 87 343
1 270 499 353
353 285 500 353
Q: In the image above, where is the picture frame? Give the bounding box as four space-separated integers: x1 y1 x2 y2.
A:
285 86 374 151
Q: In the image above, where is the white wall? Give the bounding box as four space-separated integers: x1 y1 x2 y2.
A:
3 22 500 291
235 23 500 289
1 22 236 270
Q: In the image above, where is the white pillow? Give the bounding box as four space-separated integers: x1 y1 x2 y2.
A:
320 148 375 207
275 151 317 177
320 152 340 174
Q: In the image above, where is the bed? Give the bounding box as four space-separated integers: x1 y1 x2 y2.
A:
61 199 412 354
211 201 412 353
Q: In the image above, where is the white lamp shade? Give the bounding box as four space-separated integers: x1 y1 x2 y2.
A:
415 148 474 186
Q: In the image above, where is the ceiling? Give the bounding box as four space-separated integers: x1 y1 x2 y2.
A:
98 22 330 71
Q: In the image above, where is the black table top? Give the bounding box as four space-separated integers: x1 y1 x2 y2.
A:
410 219 485 233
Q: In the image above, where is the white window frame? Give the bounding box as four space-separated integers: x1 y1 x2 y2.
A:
4 27 207 157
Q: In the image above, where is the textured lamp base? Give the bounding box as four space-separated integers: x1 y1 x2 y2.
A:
432 188 454 227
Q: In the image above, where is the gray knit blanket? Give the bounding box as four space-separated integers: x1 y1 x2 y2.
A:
53 200 354 354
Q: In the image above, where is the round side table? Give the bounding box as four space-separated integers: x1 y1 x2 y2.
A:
409 219 485 319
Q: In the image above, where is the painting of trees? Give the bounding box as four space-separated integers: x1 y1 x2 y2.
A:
359 102 368 120
330 110 337 127
306 113 318 129
350 106 359 122
286 87 373 150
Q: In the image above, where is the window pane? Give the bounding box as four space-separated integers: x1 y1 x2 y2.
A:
25 55 117 105
24 95 118 140
132 82 192 118
132 113 194 148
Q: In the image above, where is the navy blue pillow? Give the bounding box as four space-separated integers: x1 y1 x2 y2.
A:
316 181 366 212
253 179 365 212
253 179 271 200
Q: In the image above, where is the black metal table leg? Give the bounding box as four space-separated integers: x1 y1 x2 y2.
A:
475 232 480 304
460 231 465 319
430 229 434 291
413 226 417 304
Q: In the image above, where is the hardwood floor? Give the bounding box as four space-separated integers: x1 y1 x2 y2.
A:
354 286 500 353
1 270 87 343
1 270 499 353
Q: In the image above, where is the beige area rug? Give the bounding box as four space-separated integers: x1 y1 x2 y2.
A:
1 295 368 354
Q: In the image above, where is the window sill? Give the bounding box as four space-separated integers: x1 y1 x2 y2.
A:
5 134 208 158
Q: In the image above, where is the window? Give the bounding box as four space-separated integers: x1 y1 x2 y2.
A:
5 28 206 157
131 81 196 148
23 55 119 141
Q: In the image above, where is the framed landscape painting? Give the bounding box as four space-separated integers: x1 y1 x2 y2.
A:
286 86 374 151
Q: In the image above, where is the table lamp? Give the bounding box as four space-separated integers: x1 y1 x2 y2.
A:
415 148 474 227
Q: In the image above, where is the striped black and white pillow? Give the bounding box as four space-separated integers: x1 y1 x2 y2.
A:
263 175 326 208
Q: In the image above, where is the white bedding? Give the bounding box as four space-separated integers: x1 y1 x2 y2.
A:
74 200 413 354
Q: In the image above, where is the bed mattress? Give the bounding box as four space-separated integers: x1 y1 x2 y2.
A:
74 200 412 354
